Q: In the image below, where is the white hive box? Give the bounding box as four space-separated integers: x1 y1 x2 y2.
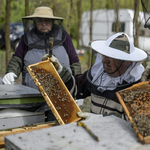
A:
5 115 150 150
0 84 45 129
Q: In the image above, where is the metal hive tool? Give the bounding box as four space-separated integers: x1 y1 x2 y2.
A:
116 81 150 144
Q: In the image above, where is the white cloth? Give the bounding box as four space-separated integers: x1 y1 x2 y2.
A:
77 112 91 120
75 99 84 106
91 53 144 92
2 72 17 84
49 55 63 73
77 111 103 120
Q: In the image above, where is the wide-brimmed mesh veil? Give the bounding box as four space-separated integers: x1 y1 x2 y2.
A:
22 18 66 49
141 0 150 29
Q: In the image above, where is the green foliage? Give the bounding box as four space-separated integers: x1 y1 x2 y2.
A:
0 49 14 75
0 1 45 24
11 1 25 23
72 39 77 49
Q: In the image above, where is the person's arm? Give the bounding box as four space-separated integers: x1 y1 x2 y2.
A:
60 67 90 99
63 32 81 75
2 36 26 84
70 62 81 75
6 36 27 76
6 56 23 77
13 36 27 60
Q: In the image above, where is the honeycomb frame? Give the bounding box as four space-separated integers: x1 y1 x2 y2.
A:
116 81 150 144
27 59 82 125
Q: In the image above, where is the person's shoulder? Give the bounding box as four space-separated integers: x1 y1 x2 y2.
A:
64 31 72 40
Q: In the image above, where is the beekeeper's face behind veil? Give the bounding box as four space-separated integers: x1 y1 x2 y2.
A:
22 6 64 33
34 18 53 33
101 55 132 77
21 6 66 50
88 32 147 92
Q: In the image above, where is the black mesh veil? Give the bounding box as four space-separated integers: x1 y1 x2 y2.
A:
22 18 66 49
141 0 150 29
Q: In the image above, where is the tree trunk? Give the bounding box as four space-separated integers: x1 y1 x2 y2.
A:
30 0 36 15
133 0 140 47
114 0 120 32
25 0 29 30
5 0 11 66
25 0 29 16
0 0 4 21
88 0 93 68
52 0 57 16
66 0 73 34
76 0 82 49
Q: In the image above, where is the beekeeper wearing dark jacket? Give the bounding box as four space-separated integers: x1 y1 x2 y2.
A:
48 32 147 119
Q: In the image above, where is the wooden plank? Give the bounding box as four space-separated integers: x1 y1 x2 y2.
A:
144 136 150 144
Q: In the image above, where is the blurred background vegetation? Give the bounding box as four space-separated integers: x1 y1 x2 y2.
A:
0 0 146 48
0 0 149 75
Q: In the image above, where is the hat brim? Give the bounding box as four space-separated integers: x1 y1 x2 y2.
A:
90 40 147 62
22 15 64 20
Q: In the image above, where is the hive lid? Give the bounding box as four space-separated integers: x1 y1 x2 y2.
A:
0 84 42 99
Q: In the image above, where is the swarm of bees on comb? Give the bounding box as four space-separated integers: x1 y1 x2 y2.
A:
118 83 150 137
30 65 72 124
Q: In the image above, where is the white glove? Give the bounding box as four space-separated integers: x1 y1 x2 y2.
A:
77 112 91 120
49 55 63 73
2 72 17 84
42 54 49 61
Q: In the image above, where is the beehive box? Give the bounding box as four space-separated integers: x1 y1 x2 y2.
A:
26 59 82 125
116 81 150 144
0 121 57 148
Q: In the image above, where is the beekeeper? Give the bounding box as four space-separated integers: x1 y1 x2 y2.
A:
2 6 81 121
48 32 147 119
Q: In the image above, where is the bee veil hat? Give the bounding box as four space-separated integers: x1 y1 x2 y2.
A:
22 6 64 20
89 32 147 62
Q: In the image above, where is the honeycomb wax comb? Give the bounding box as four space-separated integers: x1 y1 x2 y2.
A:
27 59 82 125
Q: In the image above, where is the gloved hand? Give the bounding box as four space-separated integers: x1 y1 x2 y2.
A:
2 72 17 84
49 55 63 73
42 54 49 61
77 112 91 120
42 54 63 73
141 64 150 82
